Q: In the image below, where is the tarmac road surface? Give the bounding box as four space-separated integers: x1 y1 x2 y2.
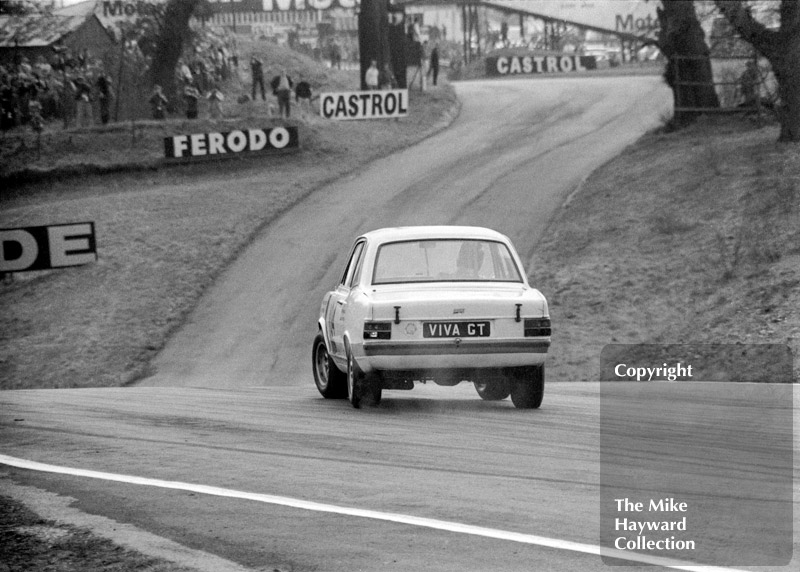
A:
4 77 795 572
1 383 796 571
141 76 671 389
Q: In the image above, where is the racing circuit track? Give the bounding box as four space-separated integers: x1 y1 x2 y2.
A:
2 77 798 572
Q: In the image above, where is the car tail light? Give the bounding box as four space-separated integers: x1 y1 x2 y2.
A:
364 321 392 340
524 318 551 337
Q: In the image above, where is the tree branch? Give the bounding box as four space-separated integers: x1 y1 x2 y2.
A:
713 0 781 58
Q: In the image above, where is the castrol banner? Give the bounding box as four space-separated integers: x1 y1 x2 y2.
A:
164 126 298 159
486 54 598 77
320 90 409 120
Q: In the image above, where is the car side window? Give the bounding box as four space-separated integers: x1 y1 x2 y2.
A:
340 240 365 287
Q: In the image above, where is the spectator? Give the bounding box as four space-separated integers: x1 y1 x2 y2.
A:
179 59 193 85
271 69 293 118
218 47 230 80
295 77 313 115
28 98 43 133
183 82 201 119
73 75 93 127
149 84 168 120
429 42 440 86
330 40 342 70
379 63 398 90
192 58 208 92
207 85 224 119
95 73 113 124
365 60 379 90
250 55 265 101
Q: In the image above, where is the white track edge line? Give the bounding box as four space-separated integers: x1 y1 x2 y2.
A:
0 454 749 572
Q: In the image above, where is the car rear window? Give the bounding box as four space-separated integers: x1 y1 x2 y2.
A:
372 239 523 284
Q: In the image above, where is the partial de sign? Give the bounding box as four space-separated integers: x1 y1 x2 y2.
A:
0 223 97 273
164 126 298 159
320 90 408 120
486 54 598 77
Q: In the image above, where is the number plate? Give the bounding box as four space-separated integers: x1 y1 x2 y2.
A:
423 321 490 338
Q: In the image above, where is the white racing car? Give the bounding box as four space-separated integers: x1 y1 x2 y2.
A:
312 226 551 408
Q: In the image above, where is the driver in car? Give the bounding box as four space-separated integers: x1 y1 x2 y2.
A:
453 242 486 279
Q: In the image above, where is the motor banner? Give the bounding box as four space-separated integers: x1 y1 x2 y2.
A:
164 126 298 159
320 90 408 120
1 223 97 273
486 54 598 77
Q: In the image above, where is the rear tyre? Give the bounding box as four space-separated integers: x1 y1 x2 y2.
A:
510 365 545 409
346 345 365 408
346 343 382 408
474 379 510 401
312 333 347 399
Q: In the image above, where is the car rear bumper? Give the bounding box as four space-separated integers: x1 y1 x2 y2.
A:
359 338 549 372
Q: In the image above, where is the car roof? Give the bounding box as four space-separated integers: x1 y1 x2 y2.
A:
359 226 511 245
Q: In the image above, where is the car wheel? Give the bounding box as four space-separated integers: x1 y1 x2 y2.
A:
474 379 510 401
312 333 347 399
510 365 545 409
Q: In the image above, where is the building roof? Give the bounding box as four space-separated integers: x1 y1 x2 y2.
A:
0 1 102 48
54 0 97 19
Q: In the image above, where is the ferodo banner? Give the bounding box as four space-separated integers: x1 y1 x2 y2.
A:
320 90 408 120
1 223 97 273
164 126 298 159
486 54 598 77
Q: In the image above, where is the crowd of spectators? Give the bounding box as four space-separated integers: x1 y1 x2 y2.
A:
0 48 112 132
1 37 239 131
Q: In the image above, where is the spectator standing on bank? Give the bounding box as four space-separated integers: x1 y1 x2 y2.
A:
179 60 193 85
365 60 379 90
329 39 342 70
184 82 200 119
29 97 43 134
272 69 293 118
73 74 92 127
429 42 440 86
96 73 112 124
149 84 168 119
250 55 265 101
379 63 398 90
207 85 224 119
295 76 313 115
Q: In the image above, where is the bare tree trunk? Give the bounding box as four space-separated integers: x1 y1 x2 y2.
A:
715 0 800 142
775 49 800 141
657 0 720 125
150 0 200 105
358 0 390 90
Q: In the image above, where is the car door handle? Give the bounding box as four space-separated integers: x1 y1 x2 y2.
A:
336 300 344 305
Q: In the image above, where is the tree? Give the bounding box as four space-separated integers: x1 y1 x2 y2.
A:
149 0 202 101
714 0 800 142
657 0 721 125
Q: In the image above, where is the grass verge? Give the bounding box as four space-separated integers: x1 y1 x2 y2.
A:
529 116 799 381
0 494 196 572
0 80 460 389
